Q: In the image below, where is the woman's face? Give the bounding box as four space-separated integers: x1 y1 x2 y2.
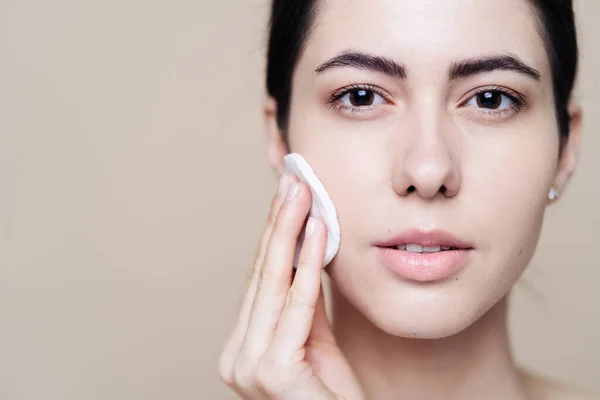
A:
275 0 569 338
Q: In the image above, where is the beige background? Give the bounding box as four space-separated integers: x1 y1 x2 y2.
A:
0 0 598 399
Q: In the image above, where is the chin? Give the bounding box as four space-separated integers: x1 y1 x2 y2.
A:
363 300 487 340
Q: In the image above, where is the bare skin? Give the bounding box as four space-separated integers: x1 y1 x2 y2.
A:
219 0 594 399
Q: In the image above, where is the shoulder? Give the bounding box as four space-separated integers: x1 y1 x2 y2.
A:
520 369 599 400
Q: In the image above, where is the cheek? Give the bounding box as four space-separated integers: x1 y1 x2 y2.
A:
287 130 388 279
464 126 559 252
287 103 393 227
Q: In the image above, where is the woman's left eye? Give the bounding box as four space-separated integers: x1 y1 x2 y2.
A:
465 90 521 112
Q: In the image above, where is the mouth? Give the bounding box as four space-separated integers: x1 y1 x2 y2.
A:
381 244 464 253
375 230 474 282
375 228 473 251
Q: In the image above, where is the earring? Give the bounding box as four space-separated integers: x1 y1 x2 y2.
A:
548 187 560 201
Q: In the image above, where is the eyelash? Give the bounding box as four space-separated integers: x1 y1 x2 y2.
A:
466 85 526 117
326 83 391 116
326 84 527 119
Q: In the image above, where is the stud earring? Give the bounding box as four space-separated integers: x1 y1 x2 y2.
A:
548 187 560 201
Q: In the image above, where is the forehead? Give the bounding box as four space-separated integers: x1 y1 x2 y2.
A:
302 0 549 77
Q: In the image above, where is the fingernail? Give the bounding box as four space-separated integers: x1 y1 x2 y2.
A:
278 174 291 196
306 217 316 238
285 182 300 202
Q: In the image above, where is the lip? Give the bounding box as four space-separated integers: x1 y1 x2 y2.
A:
375 229 474 282
375 229 474 249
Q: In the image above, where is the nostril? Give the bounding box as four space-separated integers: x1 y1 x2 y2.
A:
440 185 447 195
407 185 416 193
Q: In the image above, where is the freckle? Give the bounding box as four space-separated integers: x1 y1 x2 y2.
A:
455 277 459 281
388 228 391 234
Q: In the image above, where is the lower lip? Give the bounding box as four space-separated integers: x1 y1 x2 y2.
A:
376 247 473 282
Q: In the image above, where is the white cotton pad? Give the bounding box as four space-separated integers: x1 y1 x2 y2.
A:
283 153 341 267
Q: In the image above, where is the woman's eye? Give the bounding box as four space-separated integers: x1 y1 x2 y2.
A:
340 89 386 107
466 90 516 111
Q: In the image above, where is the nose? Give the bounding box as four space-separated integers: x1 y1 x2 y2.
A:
391 113 461 200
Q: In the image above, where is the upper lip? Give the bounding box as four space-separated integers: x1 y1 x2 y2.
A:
375 229 474 249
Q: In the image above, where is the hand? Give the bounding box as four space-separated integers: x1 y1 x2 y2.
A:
218 173 364 400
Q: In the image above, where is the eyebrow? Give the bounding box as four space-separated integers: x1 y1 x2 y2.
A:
315 51 541 83
315 51 407 80
448 55 541 81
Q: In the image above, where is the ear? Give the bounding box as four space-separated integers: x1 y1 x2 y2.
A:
549 102 583 203
264 96 290 177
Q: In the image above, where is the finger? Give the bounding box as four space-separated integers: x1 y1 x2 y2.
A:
240 182 312 360
235 174 299 335
307 283 337 347
219 174 297 378
253 174 299 275
269 217 327 357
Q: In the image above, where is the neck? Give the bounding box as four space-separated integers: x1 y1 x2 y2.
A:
329 286 529 400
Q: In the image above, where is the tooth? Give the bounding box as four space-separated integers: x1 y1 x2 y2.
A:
424 246 442 253
441 246 451 250
396 244 406 250
406 244 424 253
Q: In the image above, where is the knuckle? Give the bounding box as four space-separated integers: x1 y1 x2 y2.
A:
287 287 316 310
258 266 287 292
255 235 268 262
295 259 316 273
232 355 255 388
271 205 293 236
254 356 285 395
263 202 289 246
217 354 234 386
258 268 274 290
217 341 238 385
266 205 278 226
250 260 262 280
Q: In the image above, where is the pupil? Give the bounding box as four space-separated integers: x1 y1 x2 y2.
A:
477 91 501 109
350 89 374 106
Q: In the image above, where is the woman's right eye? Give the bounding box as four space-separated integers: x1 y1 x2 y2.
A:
327 84 393 119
